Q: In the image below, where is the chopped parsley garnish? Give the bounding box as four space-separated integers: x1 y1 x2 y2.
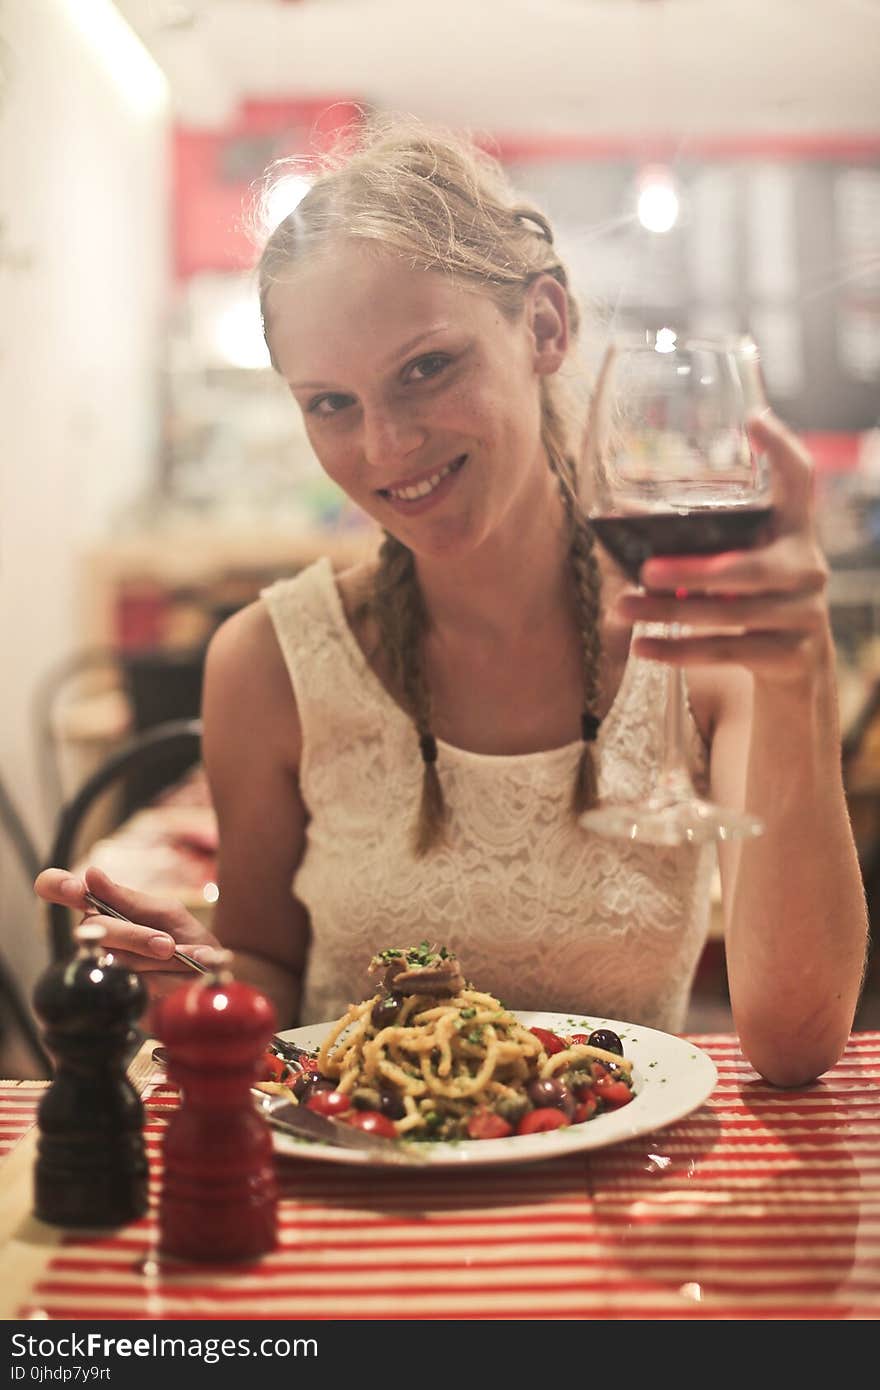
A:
378 941 458 969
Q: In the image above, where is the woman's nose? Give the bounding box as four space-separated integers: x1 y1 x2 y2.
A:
361 405 426 469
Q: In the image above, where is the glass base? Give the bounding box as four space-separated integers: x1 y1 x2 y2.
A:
579 794 764 847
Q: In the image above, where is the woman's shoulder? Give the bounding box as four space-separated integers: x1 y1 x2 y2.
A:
203 559 382 743
259 557 377 645
203 600 303 764
207 596 280 671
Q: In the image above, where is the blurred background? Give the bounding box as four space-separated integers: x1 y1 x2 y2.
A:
1 0 879 1073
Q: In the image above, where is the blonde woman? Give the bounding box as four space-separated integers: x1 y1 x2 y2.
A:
37 119 867 1087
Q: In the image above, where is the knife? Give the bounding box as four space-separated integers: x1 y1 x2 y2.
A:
252 1089 428 1165
83 890 313 1070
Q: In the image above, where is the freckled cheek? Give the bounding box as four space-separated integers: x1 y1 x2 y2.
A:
453 400 502 457
441 378 494 434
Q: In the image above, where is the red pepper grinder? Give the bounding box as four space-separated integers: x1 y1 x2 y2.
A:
155 953 278 1262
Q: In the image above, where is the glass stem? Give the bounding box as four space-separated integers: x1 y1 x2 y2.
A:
655 657 697 803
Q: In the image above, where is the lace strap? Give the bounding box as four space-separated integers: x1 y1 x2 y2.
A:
261 558 396 766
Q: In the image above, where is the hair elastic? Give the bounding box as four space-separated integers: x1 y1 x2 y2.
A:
581 712 600 743
419 733 439 764
513 208 553 243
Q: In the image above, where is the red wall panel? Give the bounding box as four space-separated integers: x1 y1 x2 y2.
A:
172 98 362 278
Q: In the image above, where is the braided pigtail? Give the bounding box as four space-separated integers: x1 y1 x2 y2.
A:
567 509 604 815
370 533 448 855
541 384 604 816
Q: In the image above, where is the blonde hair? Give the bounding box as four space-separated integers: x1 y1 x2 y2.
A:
258 116 602 854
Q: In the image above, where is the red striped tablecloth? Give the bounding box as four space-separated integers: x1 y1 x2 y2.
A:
2 1033 878 1320
0 1084 49 1162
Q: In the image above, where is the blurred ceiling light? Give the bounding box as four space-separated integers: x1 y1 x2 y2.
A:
264 175 313 233
655 327 678 353
61 0 169 118
213 299 271 370
637 166 680 234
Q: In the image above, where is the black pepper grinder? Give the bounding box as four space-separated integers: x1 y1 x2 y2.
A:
32 921 149 1227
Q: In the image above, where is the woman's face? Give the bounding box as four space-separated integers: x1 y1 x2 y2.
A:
266 240 566 560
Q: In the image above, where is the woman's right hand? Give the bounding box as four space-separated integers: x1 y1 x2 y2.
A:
34 863 223 1011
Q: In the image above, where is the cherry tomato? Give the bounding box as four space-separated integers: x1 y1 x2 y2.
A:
593 1077 633 1108
590 1060 619 1081
572 1093 599 1124
529 1027 567 1056
261 1051 290 1083
516 1107 569 1136
466 1109 514 1140
344 1111 397 1139
567 1034 591 1047
297 1056 319 1073
305 1089 352 1117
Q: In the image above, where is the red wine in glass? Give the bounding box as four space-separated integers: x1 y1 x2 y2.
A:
591 504 775 585
578 330 771 846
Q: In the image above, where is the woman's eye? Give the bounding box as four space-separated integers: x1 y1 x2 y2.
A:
405 353 451 384
308 393 354 418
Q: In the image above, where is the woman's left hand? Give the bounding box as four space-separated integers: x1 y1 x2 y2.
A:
615 411 833 688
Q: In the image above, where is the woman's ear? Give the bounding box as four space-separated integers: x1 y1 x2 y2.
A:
526 274 569 376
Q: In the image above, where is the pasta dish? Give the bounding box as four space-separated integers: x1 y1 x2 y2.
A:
268 943 636 1142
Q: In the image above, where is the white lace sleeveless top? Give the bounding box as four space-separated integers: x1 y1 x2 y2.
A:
262 558 715 1034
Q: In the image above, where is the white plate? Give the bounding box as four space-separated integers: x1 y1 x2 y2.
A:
271 1011 718 1168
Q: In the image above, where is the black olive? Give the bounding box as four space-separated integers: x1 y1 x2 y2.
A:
291 1071 335 1103
587 1028 624 1057
371 994 403 1030
377 1087 406 1120
526 1077 575 1117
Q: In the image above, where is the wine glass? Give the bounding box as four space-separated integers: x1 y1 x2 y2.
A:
579 329 773 846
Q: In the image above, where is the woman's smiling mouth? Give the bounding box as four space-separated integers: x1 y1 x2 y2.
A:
377 454 467 504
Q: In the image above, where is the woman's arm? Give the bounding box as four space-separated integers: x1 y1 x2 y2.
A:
702 656 866 1086
617 413 869 1086
200 601 310 1030
35 599 310 1033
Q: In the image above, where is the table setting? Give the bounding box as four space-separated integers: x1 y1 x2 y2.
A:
2 1007 878 1320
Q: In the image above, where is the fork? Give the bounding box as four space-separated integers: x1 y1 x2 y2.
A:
83 890 209 975
82 890 313 1068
